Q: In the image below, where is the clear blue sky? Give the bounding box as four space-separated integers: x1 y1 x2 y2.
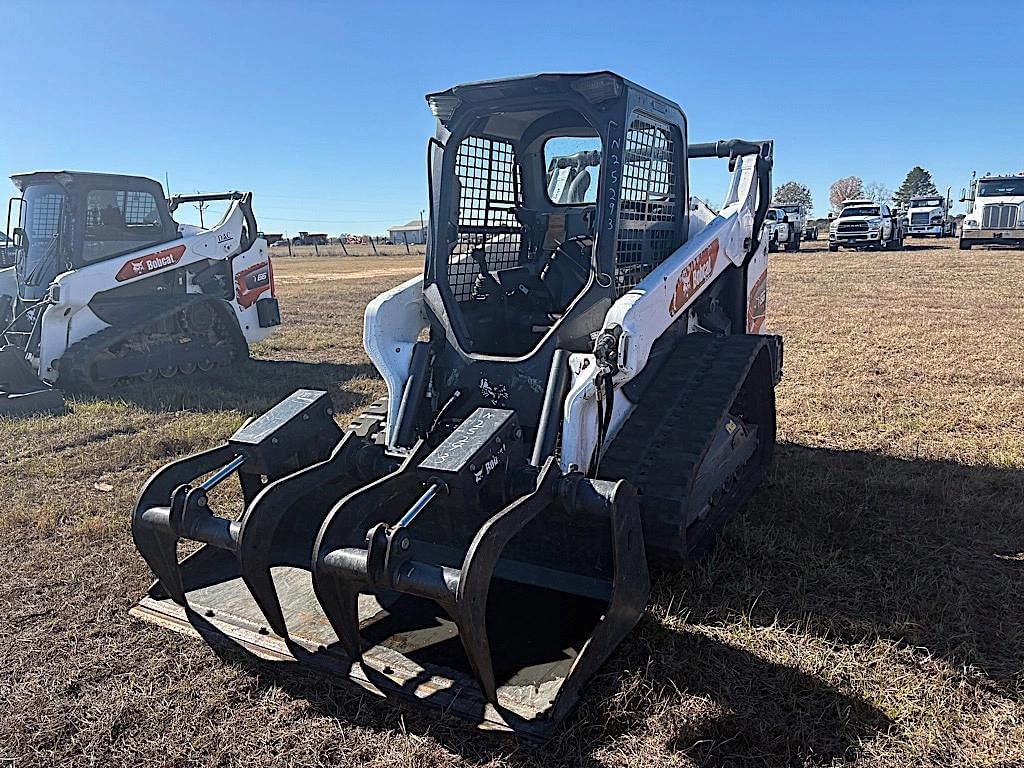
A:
2 0 1021 231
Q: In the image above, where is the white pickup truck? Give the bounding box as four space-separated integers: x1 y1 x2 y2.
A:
764 207 801 251
905 192 955 238
828 199 904 251
776 203 811 241
959 174 1024 250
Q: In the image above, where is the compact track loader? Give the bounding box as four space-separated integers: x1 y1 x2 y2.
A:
131 72 783 738
0 172 281 415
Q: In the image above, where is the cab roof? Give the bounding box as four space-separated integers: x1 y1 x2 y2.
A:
425 71 681 124
10 171 161 192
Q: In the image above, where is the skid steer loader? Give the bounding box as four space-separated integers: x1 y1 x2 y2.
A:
130 72 782 738
0 172 282 416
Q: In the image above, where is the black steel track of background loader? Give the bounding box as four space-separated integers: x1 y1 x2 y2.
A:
58 295 247 391
600 332 778 568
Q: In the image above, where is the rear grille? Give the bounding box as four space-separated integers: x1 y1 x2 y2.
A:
910 212 931 226
982 204 1019 229
838 222 868 233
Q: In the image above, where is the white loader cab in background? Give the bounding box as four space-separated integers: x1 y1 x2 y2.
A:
906 189 955 238
828 199 904 251
959 173 1024 250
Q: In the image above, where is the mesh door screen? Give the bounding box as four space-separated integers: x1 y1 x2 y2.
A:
448 136 523 301
614 116 680 296
29 193 63 238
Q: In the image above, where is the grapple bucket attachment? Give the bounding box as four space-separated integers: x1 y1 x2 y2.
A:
0 344 66 416
131 399 649 738
131 389 349 637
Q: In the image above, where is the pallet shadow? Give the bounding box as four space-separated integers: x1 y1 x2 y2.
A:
681 442 1024 692
71 357 379 416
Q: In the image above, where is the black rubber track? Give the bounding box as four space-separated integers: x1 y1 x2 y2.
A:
57 296 247 392
599 332 777 569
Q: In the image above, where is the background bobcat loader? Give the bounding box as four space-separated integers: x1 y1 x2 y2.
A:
131 72 783 738
0 172 281 415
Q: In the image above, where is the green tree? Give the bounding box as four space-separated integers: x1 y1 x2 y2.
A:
894 166 938 207
772 181 813 213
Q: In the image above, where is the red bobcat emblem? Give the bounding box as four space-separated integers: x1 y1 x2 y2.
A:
115 244 186 282
747 269 767 332
669 239 719 316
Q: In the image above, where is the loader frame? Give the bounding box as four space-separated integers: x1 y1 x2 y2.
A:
130 72 782 738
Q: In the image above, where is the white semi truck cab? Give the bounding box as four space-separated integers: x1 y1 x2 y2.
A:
959 173 1024 250
906 190 955 238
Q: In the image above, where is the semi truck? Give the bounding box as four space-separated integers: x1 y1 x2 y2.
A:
959 173 1024 250
905 189 955 238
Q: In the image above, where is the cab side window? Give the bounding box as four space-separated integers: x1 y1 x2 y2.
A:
83 189 167 264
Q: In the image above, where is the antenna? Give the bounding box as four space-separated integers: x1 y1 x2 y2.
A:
193 192 208 228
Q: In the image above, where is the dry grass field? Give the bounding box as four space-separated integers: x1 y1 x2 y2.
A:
2 241 1022 767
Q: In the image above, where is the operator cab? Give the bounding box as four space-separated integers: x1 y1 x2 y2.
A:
7 171 178 302
424 73 688 359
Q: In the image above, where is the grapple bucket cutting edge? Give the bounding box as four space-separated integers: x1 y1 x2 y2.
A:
0 344 66 417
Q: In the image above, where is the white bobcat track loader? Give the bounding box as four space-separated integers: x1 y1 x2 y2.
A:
0 172 282 415
130 72 783 738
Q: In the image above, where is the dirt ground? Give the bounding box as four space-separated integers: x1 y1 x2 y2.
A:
2 241 1022 767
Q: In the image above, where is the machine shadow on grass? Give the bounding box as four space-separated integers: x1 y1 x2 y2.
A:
164 442 1024 765
73 357 379 416
195 612 892 767
671 443 1024 692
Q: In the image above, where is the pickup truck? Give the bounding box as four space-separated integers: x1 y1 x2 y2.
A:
828 199 904 251
776 202 810 243
764 207 801 252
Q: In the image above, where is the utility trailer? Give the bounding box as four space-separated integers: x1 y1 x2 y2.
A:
130 72 783 738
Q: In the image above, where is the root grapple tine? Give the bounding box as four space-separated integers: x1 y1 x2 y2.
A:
307 409 650 727
132 390 343 632
453 460 564 705
236 431 358 639
131 444 239 604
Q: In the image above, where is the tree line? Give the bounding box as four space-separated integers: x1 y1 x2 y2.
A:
772 167 942 216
